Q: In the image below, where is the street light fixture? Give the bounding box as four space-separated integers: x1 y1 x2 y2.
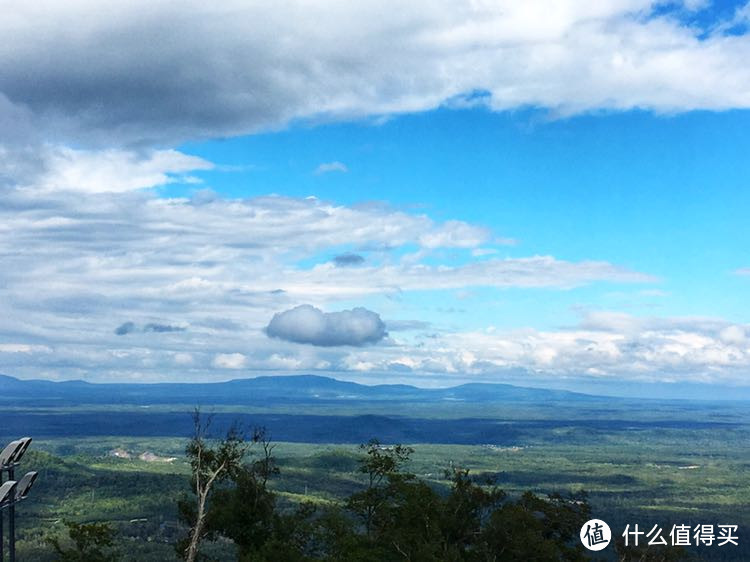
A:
0 443 21 469
0 480 16 562
0 439 31 469
13 473 37 503
0 482 16 507
0 438 35 562
9 439 31 467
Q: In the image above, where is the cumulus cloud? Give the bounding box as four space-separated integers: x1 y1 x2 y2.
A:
266 305 387 347
314 161 348 175
2 2 750 147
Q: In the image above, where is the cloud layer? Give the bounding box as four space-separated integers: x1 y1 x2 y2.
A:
2 1 750 146
1 1 748 386
0 186 666 382
349 312 750 383
266 305 387 347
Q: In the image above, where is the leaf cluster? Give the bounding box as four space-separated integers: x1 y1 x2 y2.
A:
179 436 593 561
47 520 118 562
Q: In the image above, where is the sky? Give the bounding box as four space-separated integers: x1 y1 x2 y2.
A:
1 0 749 395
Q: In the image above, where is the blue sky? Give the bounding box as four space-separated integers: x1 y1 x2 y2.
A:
1 1 749 394
176 107 749 329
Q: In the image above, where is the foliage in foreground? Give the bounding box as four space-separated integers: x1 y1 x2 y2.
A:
178 431 593 561
47 520 118 562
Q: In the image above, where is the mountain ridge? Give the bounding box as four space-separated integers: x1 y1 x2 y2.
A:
0 372 598 405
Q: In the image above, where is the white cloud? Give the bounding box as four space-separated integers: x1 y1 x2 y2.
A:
287 257 653 297
719 325 746 344
266 305 387 346
0 343 51 353
342 313 750 383
0 188 657 382
173 352 194 365
682 0 710 10
2 2 750 147
212 353 248 369
314 161 348 175
419 220 490 249
471 248 498 257
12 146 214 193
0 2 745 386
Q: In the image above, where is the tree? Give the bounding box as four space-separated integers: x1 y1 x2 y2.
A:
208 428 280 559
440 468 506 556
47 521 117 562
178 409 248 562
346 439 414 537
342 441 591 561
174 433 595 561
476 490 591 561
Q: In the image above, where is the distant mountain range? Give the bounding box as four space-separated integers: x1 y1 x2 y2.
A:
3 374 746 444
0 373 599 406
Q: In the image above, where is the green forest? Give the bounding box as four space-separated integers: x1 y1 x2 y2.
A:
7 410 749 561
4 388 749 561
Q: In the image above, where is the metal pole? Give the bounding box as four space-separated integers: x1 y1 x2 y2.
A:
1 495 4 562
1 468 4 562
7 467 12 562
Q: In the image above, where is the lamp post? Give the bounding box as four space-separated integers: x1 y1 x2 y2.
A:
0 482 17 562
0 438 35 562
